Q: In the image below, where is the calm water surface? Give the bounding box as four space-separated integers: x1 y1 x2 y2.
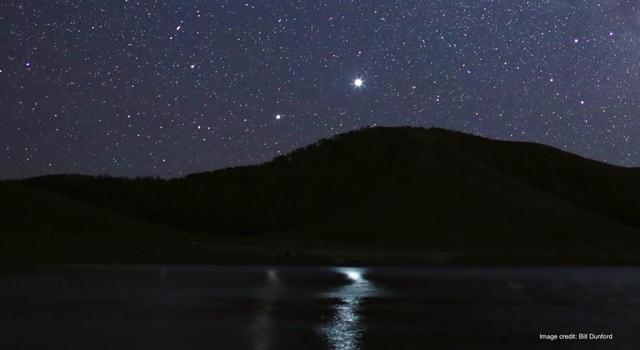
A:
1 266 639 349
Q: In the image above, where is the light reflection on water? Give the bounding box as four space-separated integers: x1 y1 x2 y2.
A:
2 266 640 349
251 269 281 350
248 267 381 350
320 268 381 350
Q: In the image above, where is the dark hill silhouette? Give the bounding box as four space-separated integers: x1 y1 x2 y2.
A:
0 182 208 263
8 127 640 263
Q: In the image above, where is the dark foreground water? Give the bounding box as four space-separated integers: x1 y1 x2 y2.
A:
0 266 639 349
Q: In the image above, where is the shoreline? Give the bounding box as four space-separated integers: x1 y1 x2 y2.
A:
4 244 640 267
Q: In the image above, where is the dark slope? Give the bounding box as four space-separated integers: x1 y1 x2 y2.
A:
0 182 204 263
15 127 640 262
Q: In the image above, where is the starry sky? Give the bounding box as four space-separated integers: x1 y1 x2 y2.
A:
2 0 640 179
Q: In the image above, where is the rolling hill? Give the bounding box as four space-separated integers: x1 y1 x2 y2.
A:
6 127 640 264
0 182 207 263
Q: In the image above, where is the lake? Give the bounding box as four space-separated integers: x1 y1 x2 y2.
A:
0 266 638 349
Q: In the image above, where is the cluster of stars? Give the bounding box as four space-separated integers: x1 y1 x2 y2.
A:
1 0 640 178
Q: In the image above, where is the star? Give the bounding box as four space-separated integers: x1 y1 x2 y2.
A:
2 1 639 178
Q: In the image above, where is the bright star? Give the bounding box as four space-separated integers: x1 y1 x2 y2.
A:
275 114 282 120
353 78 364 87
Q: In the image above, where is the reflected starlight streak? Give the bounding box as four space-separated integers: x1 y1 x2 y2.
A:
321 268 377 350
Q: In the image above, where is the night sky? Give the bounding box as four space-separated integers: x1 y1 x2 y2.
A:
2 1 640 179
